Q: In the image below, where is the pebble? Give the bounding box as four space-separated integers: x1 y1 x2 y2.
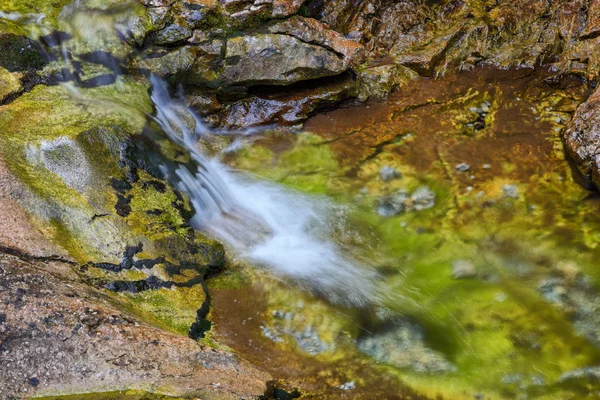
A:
455 163 471 172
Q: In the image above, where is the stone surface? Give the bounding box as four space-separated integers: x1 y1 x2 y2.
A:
357 319 454 373
564 87 600 190
221 34 347 86
268 16 366 66
0 252 269 399
212 74 357 128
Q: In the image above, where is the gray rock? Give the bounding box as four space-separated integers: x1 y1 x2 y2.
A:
357 319 454 373
411 186 436 211
379 166 401 181
559 366 600 382
221 34 348 86
153 22 192 45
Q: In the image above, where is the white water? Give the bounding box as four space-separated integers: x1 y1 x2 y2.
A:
150 77 378 307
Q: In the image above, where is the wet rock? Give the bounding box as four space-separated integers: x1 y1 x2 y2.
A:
221 34 348 86
142 46 197 77
272 0 304 17
377 186 436 217
152 21 193 45
25 136 92 194
564 87 600 190
452 259 477 280
357 64 418 101
559 366 600 383
213 74 357 128
357 319 454 373
379 166 401 181
538 275 600 346
307 0 600 80
502 184 519 199
140 0 175 6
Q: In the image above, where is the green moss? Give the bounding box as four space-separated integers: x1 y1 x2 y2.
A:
35 390 186 400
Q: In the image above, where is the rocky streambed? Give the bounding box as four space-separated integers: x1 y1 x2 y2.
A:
2 0 600 400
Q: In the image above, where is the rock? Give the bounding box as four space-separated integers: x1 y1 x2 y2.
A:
152 21 193 45
357 64 419 101
339 381 356 390
379 166 401 181
272 0 304 17
139 0 175 7
411 186 436 211
455 162 470 172
502 184 519 199
377 186 436 217
452 259 477 279
221 34 348 86
0 253 269 399
268 16 366 66
559 366 600 383
141 46 197 77
357 319 454 373
564 87 600 189
307 0 600 81
538 276 600 347
213 75 357 128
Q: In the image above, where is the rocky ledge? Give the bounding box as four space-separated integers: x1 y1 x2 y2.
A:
0 252 269 400
122 0 600 128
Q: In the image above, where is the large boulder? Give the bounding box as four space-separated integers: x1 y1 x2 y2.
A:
221 33 348 86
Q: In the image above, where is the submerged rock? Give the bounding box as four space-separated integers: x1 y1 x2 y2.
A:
451 259 477 280
377 186 436 217
502 184 519 199
379 165 401 181
357 319 454 373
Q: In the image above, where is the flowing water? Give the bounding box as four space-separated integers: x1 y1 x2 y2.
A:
3 0 600 399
